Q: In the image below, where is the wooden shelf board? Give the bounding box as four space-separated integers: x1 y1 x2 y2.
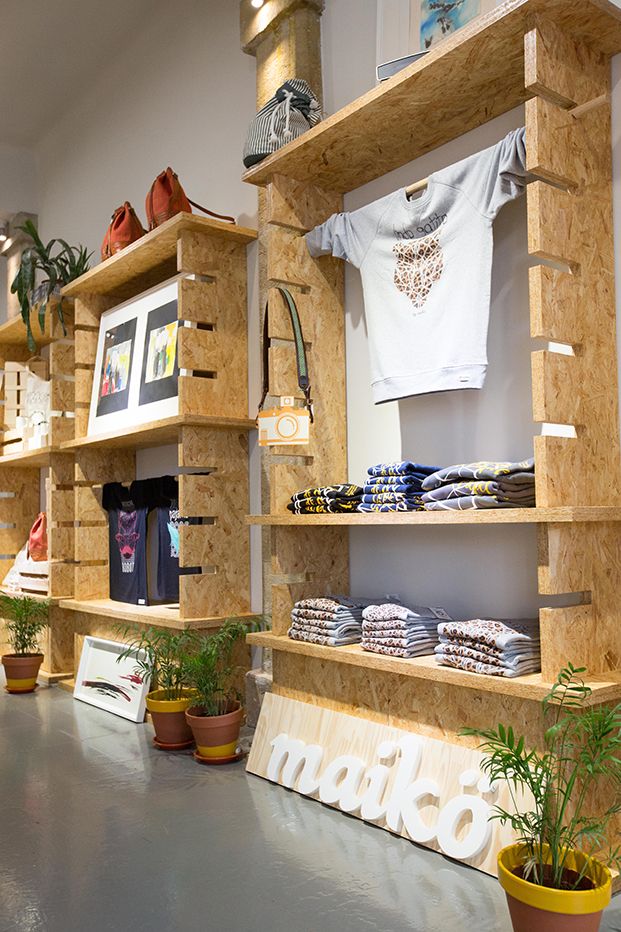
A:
246 507 621 527
248 632 621 705
0 591 63 606
0 446 72 468
38 669 74 685
62 213 257 300
0 308 74 347
242 0 621 194
59 598 257 632
0 316 48 347
62 414 256 452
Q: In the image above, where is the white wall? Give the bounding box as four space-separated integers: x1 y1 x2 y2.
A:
35 0 257 254
0 144 38 217
0 143 39 322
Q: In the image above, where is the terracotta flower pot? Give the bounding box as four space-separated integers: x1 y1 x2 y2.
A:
185 701 243 762
498 845 611 932
2 653 44 694
145 689 196 749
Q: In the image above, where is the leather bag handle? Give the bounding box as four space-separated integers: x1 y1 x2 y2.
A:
258 286 313 422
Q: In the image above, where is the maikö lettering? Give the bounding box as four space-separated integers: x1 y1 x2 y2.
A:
267 732 498 861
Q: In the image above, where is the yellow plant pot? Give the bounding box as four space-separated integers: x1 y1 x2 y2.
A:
145 689 196 714
498 844 611 932
145 689 197 749
2 653 43 694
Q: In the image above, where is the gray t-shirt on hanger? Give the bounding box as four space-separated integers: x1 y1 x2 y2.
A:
305 127 527 404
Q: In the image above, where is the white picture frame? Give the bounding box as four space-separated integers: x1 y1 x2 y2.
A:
73 636 151 723
87 278 182 437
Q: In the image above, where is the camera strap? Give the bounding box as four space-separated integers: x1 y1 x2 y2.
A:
258 286 314 422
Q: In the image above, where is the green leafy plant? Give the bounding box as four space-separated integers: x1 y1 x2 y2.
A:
463 663 621 891
10 219 92 351
116 626 194 701
183 618 260 717
0 594 49 655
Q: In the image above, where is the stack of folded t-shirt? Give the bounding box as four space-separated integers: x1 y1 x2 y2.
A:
435 618 541 677
288 596 367 646
358 461 440 513
421 458 535 511
288 484 363 514
361 603 451 658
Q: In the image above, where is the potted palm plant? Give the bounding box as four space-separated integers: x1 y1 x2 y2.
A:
464 663 621 932
10 219 91 351
117 627 196 750
184 619 255 764
0 594 49 693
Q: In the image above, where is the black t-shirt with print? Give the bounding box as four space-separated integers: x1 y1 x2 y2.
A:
150 476 199 602
102 482 150 606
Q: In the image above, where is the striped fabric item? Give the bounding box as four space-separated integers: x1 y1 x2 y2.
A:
243 79 322 168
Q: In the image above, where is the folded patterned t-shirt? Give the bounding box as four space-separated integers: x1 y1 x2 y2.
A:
435 642 540 670
438 618 539 651
367 461 440 478
422 479 534 503
435 650 540 677
422 458 534 491
424 495 532 511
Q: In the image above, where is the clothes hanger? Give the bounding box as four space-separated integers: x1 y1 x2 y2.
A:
405 177 429 199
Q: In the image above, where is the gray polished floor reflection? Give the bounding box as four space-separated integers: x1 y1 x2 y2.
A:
1 681 621 932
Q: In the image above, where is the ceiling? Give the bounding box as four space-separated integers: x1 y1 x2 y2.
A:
0 0 161 147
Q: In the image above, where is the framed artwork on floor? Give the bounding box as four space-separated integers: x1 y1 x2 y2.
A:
88 279 181 436
73 636 150 723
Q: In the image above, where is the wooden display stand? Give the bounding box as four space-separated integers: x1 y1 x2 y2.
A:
243 0 621 868
56 213 257 674
0 300 76 682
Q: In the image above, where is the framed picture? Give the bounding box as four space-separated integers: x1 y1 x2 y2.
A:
377 0 498 67
96 319 136 417
74 636 151 723
413 0 497 51
139 302 179 406
88 279 181 436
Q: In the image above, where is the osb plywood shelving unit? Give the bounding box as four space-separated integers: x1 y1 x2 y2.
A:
56 213 258 671
0 299 77 684
244 0 621 758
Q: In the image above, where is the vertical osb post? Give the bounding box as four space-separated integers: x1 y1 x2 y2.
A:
525 20 621 679
177 232 249 420
47 298 76 447
178 427 250 619
241 0 349 716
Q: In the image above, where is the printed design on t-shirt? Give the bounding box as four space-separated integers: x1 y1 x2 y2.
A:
115 510 140 574
167 522 180 558
393 225 445 312
167 503 189 559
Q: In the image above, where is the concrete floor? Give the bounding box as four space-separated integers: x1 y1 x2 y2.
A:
2 685 621 932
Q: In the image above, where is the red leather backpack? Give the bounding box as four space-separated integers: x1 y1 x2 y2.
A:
28 513 47 562
145 167 235 230
101 202 146 261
